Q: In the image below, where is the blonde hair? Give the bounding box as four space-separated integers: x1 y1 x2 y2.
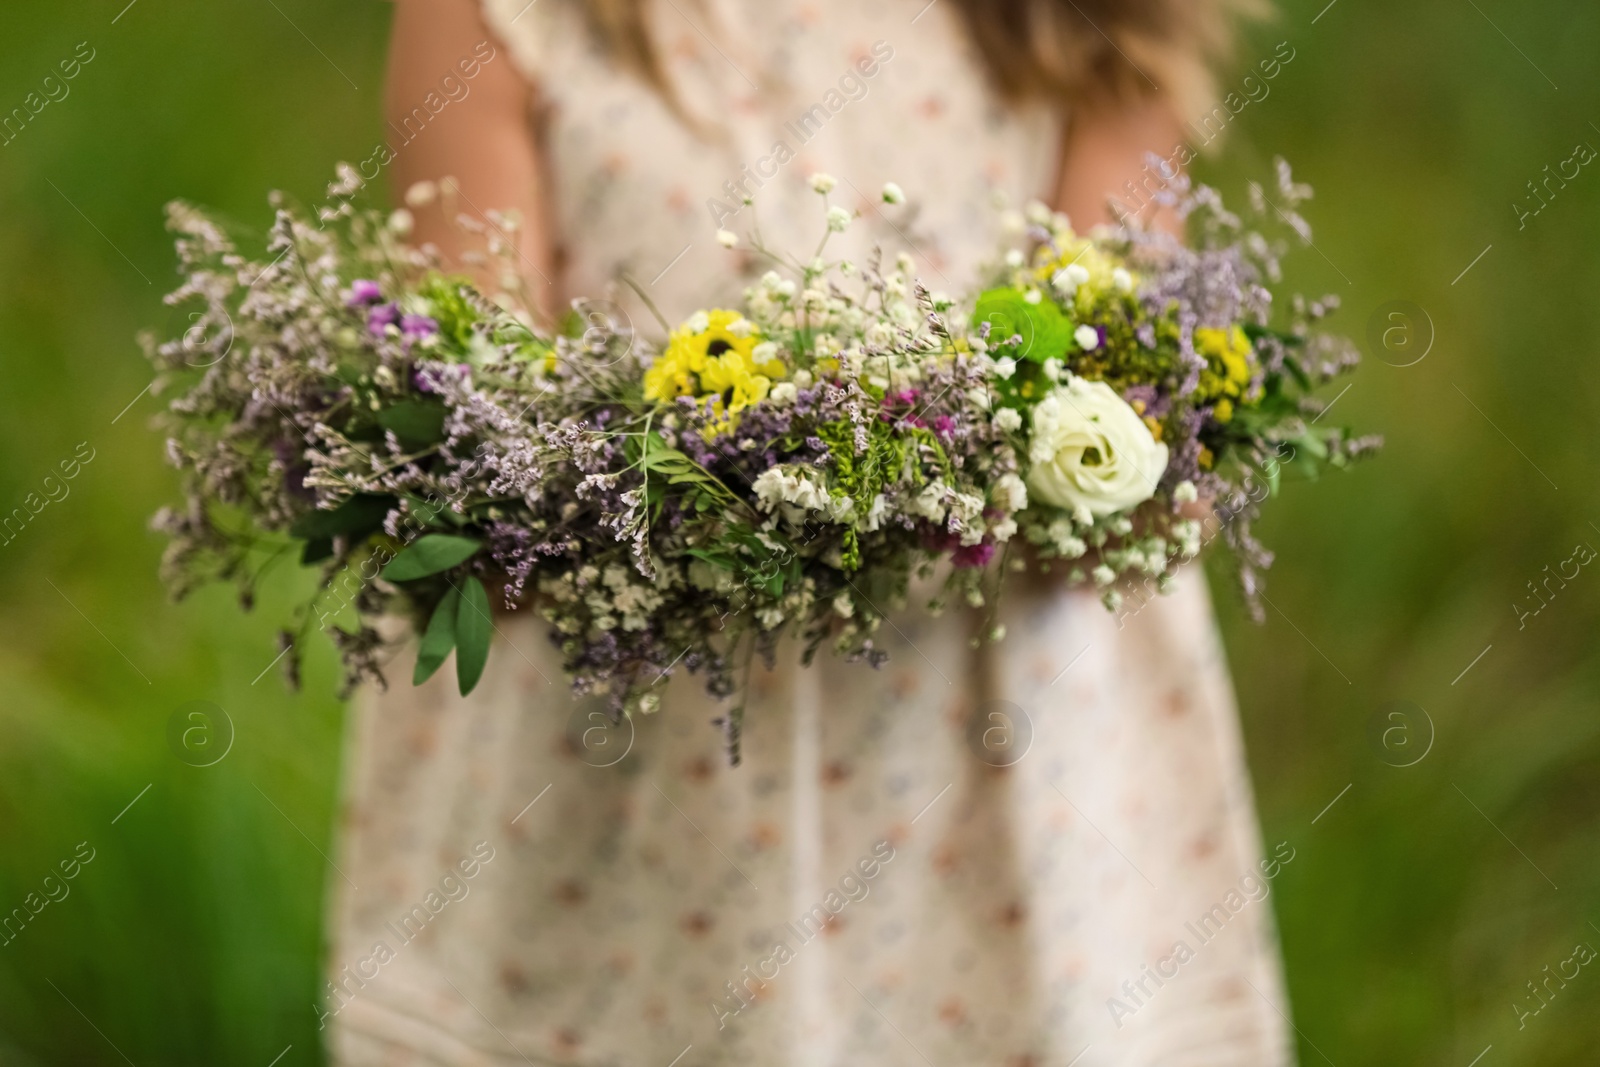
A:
576 0 1261 119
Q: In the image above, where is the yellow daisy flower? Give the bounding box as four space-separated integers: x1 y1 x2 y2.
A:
643 309 786 431
1194 325 1254 423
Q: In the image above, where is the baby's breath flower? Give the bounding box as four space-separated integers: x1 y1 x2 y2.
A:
1053 263 1090 294
716 228 738 248
881 181 906 204
994 472 1028 510
825 205 852 233
403 180 437 207
809 172 837 194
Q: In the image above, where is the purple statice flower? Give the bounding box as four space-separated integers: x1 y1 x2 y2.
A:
401 314 439 339
1122 384 1171 420
791 385 823 417
345 279 383 307
366 302 400 335
411 363 470 394
485 521 537 608
1161 407 1207 488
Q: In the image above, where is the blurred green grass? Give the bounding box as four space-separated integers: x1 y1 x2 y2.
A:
0 0 1596 1064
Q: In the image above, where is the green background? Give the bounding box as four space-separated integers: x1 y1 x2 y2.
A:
0 0 1595 1063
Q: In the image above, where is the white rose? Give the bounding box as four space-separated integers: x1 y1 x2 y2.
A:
1026 379 1169 517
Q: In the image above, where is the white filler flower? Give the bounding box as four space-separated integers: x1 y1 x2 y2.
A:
1027 379 1168 517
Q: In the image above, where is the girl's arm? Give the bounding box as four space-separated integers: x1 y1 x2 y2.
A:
386 0 555 315
1054 98 1187 233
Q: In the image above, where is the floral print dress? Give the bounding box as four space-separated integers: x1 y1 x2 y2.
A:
326 1 1295 1064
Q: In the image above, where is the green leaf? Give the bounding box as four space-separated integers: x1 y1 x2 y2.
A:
413 587 460 685
454 577 492 695
416 273 487 349
684 549 737 570
1281 354 1313 392
378 400 448 449
301 538 333 565
289 494 395 541
973 287 1072 363
1296 432 1330 461
1243 323 1305 349
381 534 482 582
403 494 467 528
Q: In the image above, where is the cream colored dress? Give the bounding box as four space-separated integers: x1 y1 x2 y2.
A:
327 1 1295 1064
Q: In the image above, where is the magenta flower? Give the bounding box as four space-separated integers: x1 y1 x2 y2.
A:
346 279 383 307
401 314 439 339
951 541 996 569
366 302 400 335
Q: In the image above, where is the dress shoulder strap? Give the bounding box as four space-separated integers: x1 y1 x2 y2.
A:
477 0 554 86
